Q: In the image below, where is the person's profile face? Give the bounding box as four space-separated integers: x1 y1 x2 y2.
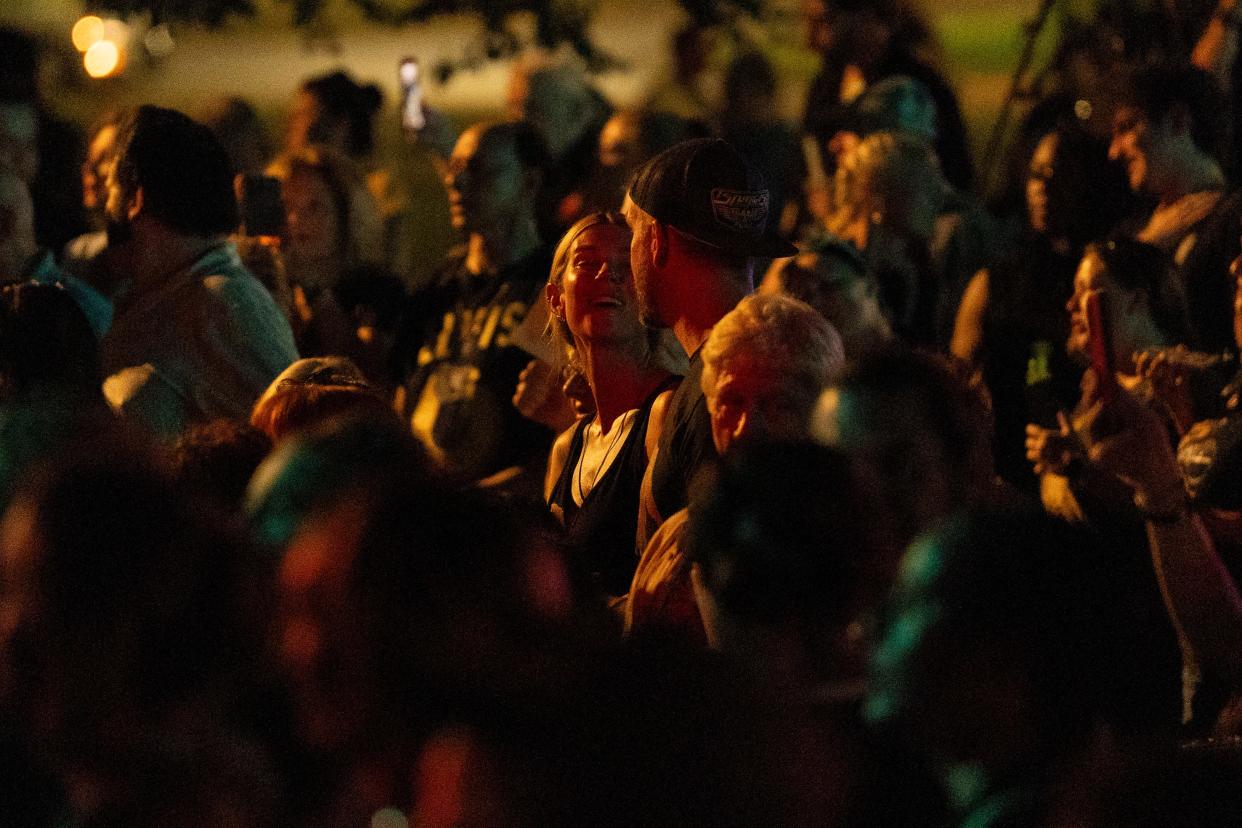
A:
102 151 136 248
1025 132 1058 235
82 124 118 214
1109 106 1163 195
1065 252 1108 359
621 193 667 328
445 128 526 236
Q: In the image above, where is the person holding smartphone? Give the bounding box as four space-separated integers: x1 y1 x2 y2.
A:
1024 238 1195 726
1026 239 1185 482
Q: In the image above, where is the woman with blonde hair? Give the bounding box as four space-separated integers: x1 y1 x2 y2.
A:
829 130 994 346
828 131 944 340
544 211 679 598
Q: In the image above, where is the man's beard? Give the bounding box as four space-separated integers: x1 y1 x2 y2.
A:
637 308 668 329
633 274 667 329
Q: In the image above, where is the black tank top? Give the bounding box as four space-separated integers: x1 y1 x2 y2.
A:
549 377 678 596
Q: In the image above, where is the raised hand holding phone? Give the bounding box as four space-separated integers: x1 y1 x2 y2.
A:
399 57 425 133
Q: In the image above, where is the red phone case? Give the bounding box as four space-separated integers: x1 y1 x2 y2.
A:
1084 289 1118 404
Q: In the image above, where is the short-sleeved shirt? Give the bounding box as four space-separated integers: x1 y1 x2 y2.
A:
399 246 552 481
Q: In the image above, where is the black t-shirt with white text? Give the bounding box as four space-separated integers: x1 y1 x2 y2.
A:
399 247 553 481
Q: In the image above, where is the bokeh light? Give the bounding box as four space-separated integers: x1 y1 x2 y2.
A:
71 15 104 52
84 40 121 78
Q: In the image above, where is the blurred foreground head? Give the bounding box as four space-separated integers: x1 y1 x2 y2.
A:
409 636 837 827
687 440 878 680
0 433 275 823
247 413 428 552
813 349 993 562
867 506 1176 822
273 426 573 754
0 281 100 404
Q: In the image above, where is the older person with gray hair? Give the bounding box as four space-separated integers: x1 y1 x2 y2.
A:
829 130 998 347
626 291 844 641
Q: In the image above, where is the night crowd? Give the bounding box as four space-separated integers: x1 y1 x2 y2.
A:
6 0 1242 824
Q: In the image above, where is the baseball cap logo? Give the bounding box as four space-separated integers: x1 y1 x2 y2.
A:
711 188 769 233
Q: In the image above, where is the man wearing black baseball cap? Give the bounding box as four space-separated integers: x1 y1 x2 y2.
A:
621 137 796 546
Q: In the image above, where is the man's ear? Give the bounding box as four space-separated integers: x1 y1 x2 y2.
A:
126 186 144 221
652 221 669 268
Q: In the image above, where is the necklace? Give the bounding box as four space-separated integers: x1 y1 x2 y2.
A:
574 410 635 504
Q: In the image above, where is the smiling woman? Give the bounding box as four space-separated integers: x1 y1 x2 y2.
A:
544 211 679 598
